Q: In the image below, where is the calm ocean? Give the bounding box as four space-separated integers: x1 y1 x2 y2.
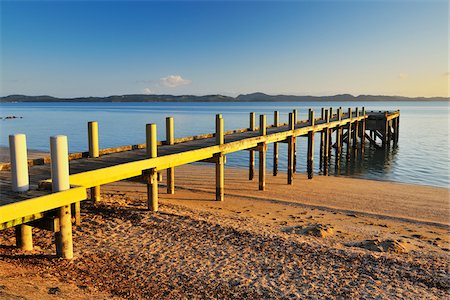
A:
0 101 448 188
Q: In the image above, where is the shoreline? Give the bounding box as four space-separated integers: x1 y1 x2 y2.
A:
0 146 448 190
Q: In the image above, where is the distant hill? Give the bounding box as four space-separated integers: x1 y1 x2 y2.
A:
1 93 448 103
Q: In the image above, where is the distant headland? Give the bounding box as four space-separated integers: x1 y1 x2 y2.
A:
0 92 448 103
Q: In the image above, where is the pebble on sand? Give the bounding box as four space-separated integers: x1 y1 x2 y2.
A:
282 224 335 238
349 239 408 253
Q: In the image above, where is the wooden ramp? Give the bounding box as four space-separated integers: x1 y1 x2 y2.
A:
0 107 400 258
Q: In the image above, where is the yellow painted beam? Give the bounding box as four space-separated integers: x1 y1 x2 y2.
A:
0 187 86 226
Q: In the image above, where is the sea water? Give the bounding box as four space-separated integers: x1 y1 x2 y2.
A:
0 101 448 188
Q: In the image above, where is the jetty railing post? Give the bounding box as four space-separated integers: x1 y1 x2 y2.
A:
50 135 73 259
382 111 389 148
273 111 279 176
215 114 225 201
339 107 344 150
353 107 359 149
394 112 400 145
259 114 266 191
9 134 29 192
323 110 330 175
292 109 297 174
387 114 392 146
360 107 367 156
335 108 342 170
249 112 255 180
88 121 101 203
9 134 33 251
307 110 315 179
287 112 295 184
319 108 325 171
145 124 158 211
327 107 333 162
166 117 175 194
346 108 352 160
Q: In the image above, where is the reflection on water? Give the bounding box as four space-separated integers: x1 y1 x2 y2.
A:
0 101 448 188
334 144 399 178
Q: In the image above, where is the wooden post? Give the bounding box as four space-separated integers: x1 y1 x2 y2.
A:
166 117 175 194
287 112 295 184
323 110 330 175
249 112 255 180
307 110 315 179
335 108 342 169
319 108 325 170
359 107 366 158
259 115 266 191
327 107 333 163
146 124 158 211
9 134 33 251
88 121 100 202
273 111 279 176
9 134 29 192
387 119 392 145
293 109 297 173
215 114 225 201
353 107 359 148
346 108 352 160
394 113 400 145
15 225 33 251
50 135 73 259
382 112 389 148
339 108 344 150
361 107 366 148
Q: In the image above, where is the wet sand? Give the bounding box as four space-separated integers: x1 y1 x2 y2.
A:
0 164 449 299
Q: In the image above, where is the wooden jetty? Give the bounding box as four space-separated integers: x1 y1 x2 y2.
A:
0 107 400 259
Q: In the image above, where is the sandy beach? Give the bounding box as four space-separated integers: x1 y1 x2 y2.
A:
0 164 449 299
0 146 49 163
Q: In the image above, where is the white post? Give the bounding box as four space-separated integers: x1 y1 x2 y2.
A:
9 134 29 192
146 124 158 211
50 135 73 259
88 121 100 202
9 134 33 251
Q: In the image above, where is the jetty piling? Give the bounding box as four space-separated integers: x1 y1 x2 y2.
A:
307 110 315 179
249 112 256 181
259 114 267 191
346 108 353 160
215 114 225 201
9 134 29 192
166 117 175 195
88 122 100 203
9 134 33 251
338 107 344 151
327 107 333 164
51 135 73 259
293 109 298 174
0 107 400 259
287 112 295 184
334 108 342 170
273 111 279 176
145 124 158 211
319 108 325 171
322 109 330 175
353 107 359 149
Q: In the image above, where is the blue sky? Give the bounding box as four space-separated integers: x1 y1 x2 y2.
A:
1 0 448 97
